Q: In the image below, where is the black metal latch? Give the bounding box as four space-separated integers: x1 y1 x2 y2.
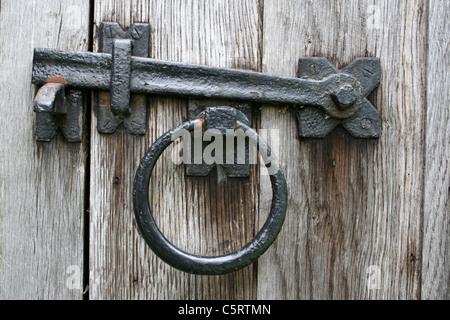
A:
32 22 381 142
31 22 382 275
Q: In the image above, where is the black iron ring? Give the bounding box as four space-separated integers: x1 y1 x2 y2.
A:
133 119 288 275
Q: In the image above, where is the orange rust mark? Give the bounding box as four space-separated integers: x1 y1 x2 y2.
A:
98 91 111 107
199 118 205 134
46 76 67 86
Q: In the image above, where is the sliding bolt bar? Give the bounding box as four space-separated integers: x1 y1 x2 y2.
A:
32 49 369 120
32 23 381 141
110 39 132 117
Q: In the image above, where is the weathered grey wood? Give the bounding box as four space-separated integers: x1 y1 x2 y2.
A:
1 0 442 301
257 0 426 299
421 0 449 300
0 0 90 299
89 0 260 299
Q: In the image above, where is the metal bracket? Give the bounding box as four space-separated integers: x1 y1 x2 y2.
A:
96 22 150 134
296 57 381 138
34 78 84 142
186 102 252 177
32 22 381 142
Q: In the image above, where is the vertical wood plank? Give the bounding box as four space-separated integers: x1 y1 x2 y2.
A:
258 0 426 299
90 0 261 299
0 0 90 299
422 0 449 300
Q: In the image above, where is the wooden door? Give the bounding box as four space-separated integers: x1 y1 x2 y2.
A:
0 0 448 300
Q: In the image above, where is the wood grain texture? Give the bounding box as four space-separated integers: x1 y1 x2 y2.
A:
89 0 261 299
421 0 449 300
257 0 427 299
1 0 445 300
0 0 90 299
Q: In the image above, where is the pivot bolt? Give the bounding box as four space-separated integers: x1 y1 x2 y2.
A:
331 84 358 110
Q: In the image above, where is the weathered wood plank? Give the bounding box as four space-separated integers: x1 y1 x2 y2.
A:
421 0 449 300
89 0 261 299
258 0 426 299
0 0 90 299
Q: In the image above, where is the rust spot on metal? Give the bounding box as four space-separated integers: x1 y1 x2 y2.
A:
199 118 206 134
46 76 67 86
98 92 111 107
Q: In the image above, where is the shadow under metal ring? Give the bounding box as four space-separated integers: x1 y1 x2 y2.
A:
133 119 288 275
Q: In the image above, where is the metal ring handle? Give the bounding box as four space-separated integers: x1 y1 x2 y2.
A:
133 119 288 275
